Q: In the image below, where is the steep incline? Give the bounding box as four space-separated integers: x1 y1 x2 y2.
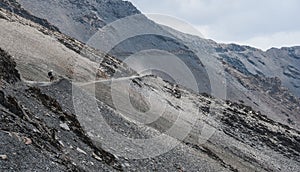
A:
14 0 211 94
0 7 135 82
0 4 299 171
1 52 298 171
0 54 121 171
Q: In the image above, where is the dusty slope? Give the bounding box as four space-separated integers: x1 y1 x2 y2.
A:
0 8 135 83
12 0 212 95
0 41 227 171
1 56 299 171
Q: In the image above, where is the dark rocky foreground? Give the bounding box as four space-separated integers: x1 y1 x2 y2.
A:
0 48 20 84
0 50 121 171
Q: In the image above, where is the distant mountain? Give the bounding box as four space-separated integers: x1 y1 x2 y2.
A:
162 25 300 97
162 25 300 130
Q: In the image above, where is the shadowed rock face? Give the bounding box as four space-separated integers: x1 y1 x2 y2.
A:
265 47 300 96
0 48 20 84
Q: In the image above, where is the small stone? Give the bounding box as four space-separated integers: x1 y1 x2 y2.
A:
58 140 64 147
0 155 8 160
33 128 40 133
92 152 102 161
76 147 87 155
60 123 70 131
23 137 32 145
87 132 94 137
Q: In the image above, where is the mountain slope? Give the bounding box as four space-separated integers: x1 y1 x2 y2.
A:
266 47 300 96
1 47 299 171
13 0 300 98
0 1 299 171
14 0 140 42
0 7 134 82
162 25 300 130
0 0 59 31
13 0 212 95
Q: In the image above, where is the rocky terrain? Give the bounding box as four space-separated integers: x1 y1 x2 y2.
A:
0 48 20 84
0 46 299 171
162 25 300 130
0 1 299 171
11 0 300 98
9 0 300 129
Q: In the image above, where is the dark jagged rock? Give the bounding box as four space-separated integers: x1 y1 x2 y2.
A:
222 100 300 162
0 48 20 84
220 54 251 75
0 80 121 171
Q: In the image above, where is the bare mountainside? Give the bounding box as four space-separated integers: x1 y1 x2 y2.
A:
11 0 300 97
5 0 300 130
0 2 299 172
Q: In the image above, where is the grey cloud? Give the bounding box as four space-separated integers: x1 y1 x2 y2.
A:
128 0 300 43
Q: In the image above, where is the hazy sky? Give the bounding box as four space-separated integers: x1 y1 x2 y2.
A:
128 0 300 50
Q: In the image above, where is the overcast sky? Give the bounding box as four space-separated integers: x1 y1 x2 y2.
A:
128 0 300 50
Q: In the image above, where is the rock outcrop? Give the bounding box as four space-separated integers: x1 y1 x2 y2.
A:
0 48 20 84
